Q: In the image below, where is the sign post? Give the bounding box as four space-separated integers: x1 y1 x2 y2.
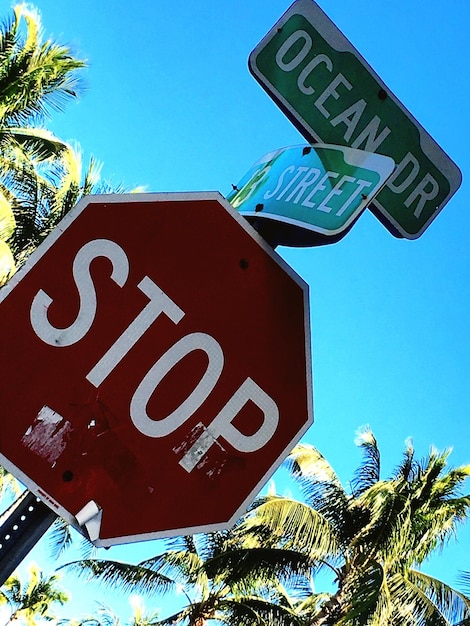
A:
0 493 56 585
249 0 462 238
0 192 313 547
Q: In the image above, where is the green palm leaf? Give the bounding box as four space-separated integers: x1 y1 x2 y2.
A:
407 569 470 625
203 546 313 589
241 495 340 562
0 4 85 127
239 431 470 625
287 444 352 537
215 595 304 626
0 563 69 625
62 559 177 598
351 425 381 496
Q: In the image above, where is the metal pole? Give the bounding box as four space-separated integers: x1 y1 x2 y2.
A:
0 491 57 585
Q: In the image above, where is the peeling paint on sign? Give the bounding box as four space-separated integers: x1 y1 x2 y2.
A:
174 421 227 475
22 405 73 464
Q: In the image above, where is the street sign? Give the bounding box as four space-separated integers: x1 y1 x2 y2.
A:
227 143 394 246
0 192 313 547
249 0 462 239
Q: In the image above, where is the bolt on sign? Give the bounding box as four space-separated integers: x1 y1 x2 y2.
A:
227 144 395 246
248 0 462 239
0 193 313 546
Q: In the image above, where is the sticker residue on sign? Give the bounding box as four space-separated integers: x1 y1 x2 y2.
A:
22 405 73 464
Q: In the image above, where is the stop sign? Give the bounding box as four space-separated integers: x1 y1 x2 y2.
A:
0 192 312 546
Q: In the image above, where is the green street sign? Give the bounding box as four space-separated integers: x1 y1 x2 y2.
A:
227 144 394 246
249 0 462 239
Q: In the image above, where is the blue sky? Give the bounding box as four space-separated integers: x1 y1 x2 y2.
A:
4 0 470 619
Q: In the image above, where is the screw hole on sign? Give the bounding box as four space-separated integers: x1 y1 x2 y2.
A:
239 259 249 269
62 470 74 482
378 89 387 100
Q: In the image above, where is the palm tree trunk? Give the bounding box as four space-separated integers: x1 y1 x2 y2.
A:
309 591 345 626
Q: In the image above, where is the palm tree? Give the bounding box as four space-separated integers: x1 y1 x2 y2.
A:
8 142 103 265
0 562 69 624
0 2 86 282
231 427 470 625
3 133 144 277
62 430 470 626
63 532 303 626
0 3 85 161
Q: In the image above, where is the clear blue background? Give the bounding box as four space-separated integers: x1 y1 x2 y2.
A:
7 0 470 619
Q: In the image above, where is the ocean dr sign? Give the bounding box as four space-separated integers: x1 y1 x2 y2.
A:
228 144 394 246
249 0 462 239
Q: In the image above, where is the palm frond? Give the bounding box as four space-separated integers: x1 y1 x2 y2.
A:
46 516 95 560
140 549 205 591
203 547 313 588
241 495 341 563
393 437 417 482
164 534 199 556
460 572 470 597
61 560 177 598
0 4 85 126
286 444 351 535
288 443 343 488
351 425 381 496
340 561 384 625
217 595 305 626
349 480 399 548
385 571 450 625
0 126 68 160
2 563 69 624
407 569 470 625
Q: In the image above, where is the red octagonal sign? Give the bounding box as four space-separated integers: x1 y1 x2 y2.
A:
0 192 313 546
